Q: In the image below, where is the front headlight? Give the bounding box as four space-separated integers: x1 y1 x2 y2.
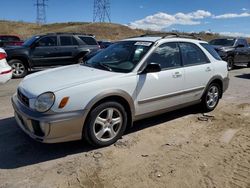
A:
34 92 55 112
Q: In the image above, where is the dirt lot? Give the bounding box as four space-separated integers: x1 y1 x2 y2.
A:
0 68 249 188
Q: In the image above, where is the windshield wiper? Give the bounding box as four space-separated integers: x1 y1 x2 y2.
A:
96 62 112 71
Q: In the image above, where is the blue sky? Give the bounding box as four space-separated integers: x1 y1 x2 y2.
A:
1 0 250 37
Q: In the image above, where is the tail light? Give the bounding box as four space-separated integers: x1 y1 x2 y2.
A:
0 52 7 60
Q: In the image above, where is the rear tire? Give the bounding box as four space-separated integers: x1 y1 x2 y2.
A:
9 59 28 78
83 101 127 147
201 83 221 112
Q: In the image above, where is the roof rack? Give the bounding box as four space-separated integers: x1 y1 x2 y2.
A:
129 32 202 40
45 32 95 37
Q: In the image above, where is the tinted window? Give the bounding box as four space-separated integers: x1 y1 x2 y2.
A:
179 42 209 66
147 42 181 69
237 39 248 47
209 39 235 46
72 37 79 45
60 36 72 46
23 36 40 46
200 43 222 60
79 36 97 45
38 36 57 46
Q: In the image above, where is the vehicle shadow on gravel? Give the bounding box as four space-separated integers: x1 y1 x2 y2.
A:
235 73 250 80
0 105 201 169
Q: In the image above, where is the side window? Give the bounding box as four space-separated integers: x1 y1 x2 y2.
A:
72 37 79 45
147 42 181 69
60 36 72 46
179 42 209 66
200 43 222 60
79 36 97 45
38 36 57 47
239 39 248 47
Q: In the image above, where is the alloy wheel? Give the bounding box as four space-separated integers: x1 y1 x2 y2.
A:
93 107 123 142
206 86 219 108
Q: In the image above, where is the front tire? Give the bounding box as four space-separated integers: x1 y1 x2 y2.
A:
83 101 127 147
201 83 221 112
227 56 234 71
9 59 28 78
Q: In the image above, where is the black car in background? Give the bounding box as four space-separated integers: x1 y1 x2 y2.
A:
209 38 250 70
5 33 99 78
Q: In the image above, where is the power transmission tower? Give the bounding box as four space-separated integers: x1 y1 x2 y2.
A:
35 0 48 24
93 0 111 23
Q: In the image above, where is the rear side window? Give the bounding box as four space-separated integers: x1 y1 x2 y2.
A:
200 43 221 60
179 42 209 66
60 36 72 46
79 36 97 45
147 42 181 69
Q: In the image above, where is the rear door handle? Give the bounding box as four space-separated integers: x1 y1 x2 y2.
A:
205 67 212 72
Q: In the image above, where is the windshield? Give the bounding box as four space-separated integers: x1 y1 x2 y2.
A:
84 41 153 73
23 36 40 46
209 39 236 46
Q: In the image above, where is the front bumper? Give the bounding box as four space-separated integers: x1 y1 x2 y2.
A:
12 94 86 143
223 76 229 93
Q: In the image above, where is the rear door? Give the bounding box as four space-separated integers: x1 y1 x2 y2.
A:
56 35 79 65
136 42 185 115
179 42 214 103
30 36 60 66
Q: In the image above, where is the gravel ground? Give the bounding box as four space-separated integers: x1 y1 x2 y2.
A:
0 67 249 188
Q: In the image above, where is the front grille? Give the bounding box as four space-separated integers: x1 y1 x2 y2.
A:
17 89 30 107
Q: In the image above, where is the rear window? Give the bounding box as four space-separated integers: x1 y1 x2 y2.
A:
200 43 222 60
78 36 97 45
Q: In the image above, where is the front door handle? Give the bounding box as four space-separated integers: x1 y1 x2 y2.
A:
172 72 182 78
205 67 212 72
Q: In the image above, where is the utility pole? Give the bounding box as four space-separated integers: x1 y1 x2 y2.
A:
93 0 111 23
35 0 48 24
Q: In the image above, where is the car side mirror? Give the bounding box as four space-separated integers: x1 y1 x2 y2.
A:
235 44 244 48
142 63 161 74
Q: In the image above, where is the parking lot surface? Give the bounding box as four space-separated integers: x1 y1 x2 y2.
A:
0 68 250 188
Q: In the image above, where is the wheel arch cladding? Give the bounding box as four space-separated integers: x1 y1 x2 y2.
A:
82 90 135 133
205 76 223 98
10 56 30 68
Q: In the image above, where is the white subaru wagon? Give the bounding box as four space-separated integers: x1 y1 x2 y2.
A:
12 35 229 147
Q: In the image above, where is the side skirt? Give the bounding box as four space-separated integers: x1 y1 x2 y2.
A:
133 100 201 122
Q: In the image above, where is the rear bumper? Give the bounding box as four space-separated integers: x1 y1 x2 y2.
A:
0 69 12 84
12 94 86 143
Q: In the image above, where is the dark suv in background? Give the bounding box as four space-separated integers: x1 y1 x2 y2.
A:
5 33 99 78
209 38 250 70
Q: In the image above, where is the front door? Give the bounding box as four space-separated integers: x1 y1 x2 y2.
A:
31 36 60 67
136 42 184 116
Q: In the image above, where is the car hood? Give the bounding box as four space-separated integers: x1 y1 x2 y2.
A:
19 65 122 98
212 45 234 51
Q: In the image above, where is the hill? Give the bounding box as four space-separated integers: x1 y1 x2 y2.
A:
0 20 249 42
